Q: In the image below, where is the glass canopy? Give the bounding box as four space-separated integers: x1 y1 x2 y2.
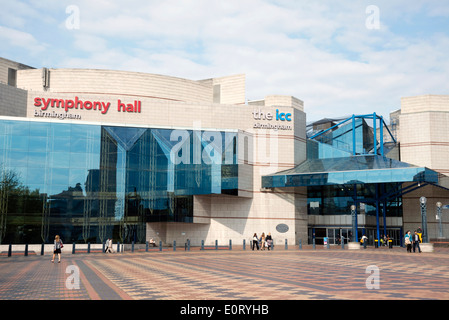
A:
262 155 440 188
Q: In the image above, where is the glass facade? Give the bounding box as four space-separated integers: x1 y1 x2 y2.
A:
307 184 402 217
0 119 238 244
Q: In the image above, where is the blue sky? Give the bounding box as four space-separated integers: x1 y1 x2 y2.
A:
1 0 449 122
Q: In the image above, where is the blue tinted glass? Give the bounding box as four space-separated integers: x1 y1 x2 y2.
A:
27 152 47 168
0 119 239 244
51 123 71 138
28 136 48 152
50 152 71 168
50 168 69 185
32 122 52 137
9 121 30 136
7 151 28 166
51 138 71 152
11 135 28 150
71 139 89 153
26 167 47 185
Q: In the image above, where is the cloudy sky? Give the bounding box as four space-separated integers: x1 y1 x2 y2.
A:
1 0 448 123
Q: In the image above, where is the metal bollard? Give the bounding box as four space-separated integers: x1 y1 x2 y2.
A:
146 241 149 252
201 240 204 250
215 240 218 250
341 237 345 250
102 242 105 253
159 241 162 252
72 243 76 254
117 242 120 253
285 239 288 250
173 240 176 251
313 238 316 250
243 239 246 250
88 242 91 254
187 239 190 251
41 243 45 255
24 243 28 256
299 239 302 250
229 239 232 250
8 244 12 257
132 241 135 253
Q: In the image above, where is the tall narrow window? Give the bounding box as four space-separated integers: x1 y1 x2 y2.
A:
7 68 17 87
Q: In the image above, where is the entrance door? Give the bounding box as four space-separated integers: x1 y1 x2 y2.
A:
314 228 326 245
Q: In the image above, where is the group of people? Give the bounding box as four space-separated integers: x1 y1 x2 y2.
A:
404 230 422 253
379 234 392 247
252 232 273 250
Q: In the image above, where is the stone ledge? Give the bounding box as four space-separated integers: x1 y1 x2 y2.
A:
348 242 361 250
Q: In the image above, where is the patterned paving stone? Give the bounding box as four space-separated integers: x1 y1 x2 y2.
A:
1 246 449 304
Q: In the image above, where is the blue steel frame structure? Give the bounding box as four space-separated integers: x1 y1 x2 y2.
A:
264 113 441 245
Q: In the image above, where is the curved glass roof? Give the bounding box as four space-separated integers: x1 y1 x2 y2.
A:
262 155 440 188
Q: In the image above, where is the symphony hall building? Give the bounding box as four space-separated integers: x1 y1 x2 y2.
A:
1 56 448 248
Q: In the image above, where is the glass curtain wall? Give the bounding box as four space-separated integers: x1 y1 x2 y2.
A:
0 120 238 244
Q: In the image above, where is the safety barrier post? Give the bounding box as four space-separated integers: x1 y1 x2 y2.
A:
88 242 91 254
8 244 12 257
229 239 232 250
201 240 204 250
243 239 246 250
41 243 45 255
173 240 176 251
285 239 288 250
159 241 162 252
72 243 76 254
215 240 218 250
299 239 302 250
24 244 28 256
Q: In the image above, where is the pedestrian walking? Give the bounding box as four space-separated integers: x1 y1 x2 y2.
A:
252 233 259 250
105 238 114 253
404 230 412 253
413 230 422 253
51 235 63 263
361 234 368 248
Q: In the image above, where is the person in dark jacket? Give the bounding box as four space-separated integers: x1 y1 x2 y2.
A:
413 230 422 253
266 233 273 250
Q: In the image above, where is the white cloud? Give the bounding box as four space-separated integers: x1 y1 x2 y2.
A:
1 0 449 122
0 26 46 53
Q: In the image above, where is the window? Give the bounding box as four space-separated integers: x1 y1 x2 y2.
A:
8 68 17 87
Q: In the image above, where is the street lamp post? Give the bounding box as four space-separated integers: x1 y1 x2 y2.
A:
420 196 428 243
351 204 357 242
436 202 443 239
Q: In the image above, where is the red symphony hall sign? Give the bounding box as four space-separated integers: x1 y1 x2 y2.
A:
33 96 142 119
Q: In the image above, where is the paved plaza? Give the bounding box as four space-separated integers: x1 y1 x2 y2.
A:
1 246 449 302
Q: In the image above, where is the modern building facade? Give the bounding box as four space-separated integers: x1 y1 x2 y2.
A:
0 56 448 247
